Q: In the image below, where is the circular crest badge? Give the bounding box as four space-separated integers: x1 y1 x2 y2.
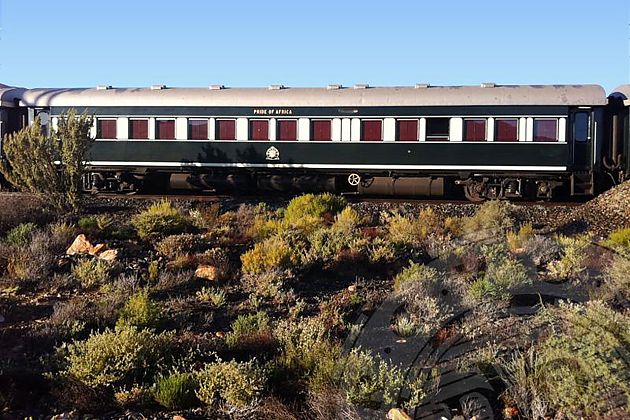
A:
265 146 280 161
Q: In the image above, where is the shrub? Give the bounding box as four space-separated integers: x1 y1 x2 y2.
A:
156 233 204 259
391 313 418 337
469 247 530 301
596 255 630 306
522 235 562 267
196 359 266 409
226 312 271 348
331 206 362 233
461 200 514 240
547 235 589 281
0 110 94 210
116 290 160 329
605 227 630 252
387 208 442 246
241 269 292 299
5 222 37 246
77 215 113 235
283 193 346 230
153 372 198 409
131 200 194 239
3 230 59 281
506 223 533 252
0 194 55 235
197 287 226 307
72 258 111 288
241 235 295 274
367 237 398 264
60 326 174 388
393 262 439 292
306 227 358 263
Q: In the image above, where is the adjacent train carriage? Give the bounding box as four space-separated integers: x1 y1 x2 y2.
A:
607 85 630 183
8 83 612 199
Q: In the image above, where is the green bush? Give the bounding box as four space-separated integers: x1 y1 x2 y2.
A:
393 262 439 292
469 246 530 301
60 326 173 388
116 290 160 329
547 235 589 281
196 359 266 409
5 222 37 246
71 258 111 288
131 200 194 239
153 372 198 410
283 193 346 230
155 233 204 259
226 312 271 348
596 255 630 305
461 200 514 240
241 235 295 274
605 227 630 252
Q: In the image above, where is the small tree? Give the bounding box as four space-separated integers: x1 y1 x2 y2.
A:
0 109 94 210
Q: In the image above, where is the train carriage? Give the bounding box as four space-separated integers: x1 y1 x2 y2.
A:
2 83 619 200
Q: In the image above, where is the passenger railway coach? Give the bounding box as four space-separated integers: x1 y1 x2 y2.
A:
1 82 628 200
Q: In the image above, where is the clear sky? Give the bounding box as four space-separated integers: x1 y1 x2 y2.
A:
0 0 628 92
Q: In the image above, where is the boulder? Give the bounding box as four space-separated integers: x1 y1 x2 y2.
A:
66 234 94 255
97 249 118 262
387 408 412 420
195 265 222 281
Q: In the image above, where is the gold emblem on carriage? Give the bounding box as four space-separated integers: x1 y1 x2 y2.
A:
265 146 280 161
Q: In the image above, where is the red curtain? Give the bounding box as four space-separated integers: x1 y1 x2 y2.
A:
130 120 148 139
277 120 297 141
495 119 518 142
250 120 269 140
397 120 418 141
216 120 236 140
362 120 382 141
311 120 331 141
534 119 557 142
157 120 175 140
464 120 486 141
98 120 117 139
188 120 208 140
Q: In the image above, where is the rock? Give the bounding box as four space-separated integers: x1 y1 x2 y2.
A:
66 234 94 255
387 408 412 420
97 249 118 262
195 265 221 281
91 243 108 255
173 416 187 420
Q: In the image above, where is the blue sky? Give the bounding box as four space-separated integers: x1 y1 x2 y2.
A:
0 1 628 92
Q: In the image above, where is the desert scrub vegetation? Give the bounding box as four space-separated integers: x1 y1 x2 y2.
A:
225 311 272 349
386 207 443 246
4 222 37 246
506 222 533 252
283 192 347 229
131 200 195 239
196 359 266 409
0 111 94 210
59 326 174 388
595 254 630 307
500 301 630 418
116 290 160 329
604 226 630 254
469 244 530 301
457 200 514 240
547 235 589 281
240 234 298 274
153 372 199 410
71 258 112 288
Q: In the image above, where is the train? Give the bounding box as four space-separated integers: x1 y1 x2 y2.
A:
0 82 629 201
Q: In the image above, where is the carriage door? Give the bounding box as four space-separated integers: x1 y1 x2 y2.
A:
571 110 591 169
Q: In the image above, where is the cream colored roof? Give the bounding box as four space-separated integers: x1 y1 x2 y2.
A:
0 84 26 107
610 85 630 106
18 84 608 108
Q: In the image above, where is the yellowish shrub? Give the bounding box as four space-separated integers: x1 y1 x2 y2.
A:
506 223 533 252
241 236 294 274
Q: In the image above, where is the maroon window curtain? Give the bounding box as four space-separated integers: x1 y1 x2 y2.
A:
495 119 518 142
533 119 557 142
188 120 208 140
250 120 269 140
98 120 117 139
130 120 148 139
311 120 331 141
217 120 236 140
362 120 382 141
277 120 297 141
464 119 486 141
396 120 418 141
156 120 175 140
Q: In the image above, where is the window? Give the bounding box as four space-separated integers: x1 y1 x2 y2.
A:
361 120 382 141
533 119 558 142
425 118 450 141
216 119 236 140
249 119 269 140
97 119 117 139
463 119 486 141
188 119 208 140
277 119 297 141
495 119 518 142
574 113 589 143
156 119 175 140
129 119 148 139
396 119 418 141
311 119 332 141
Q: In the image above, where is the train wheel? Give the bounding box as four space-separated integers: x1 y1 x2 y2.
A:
464 184 485 202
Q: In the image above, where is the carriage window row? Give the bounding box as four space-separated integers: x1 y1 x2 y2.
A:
95 117 563 142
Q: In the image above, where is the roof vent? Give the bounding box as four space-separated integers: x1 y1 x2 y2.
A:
353 84 369 89
327 84 342 90
481 82 496 88
209 85 225 90
150 84 167 90
269 84 285 90
96 85 112 90
414 83 430 89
